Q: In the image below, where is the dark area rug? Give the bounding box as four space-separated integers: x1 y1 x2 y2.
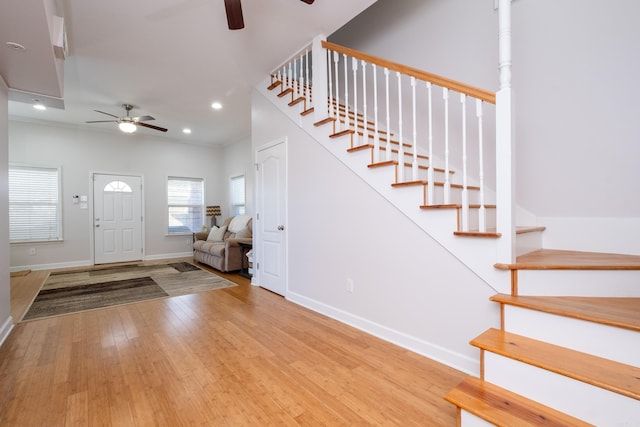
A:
22 261 236 321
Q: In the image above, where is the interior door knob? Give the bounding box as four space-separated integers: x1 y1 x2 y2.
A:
277 225 285 231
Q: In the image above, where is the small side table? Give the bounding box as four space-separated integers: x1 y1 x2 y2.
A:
238 241 252 279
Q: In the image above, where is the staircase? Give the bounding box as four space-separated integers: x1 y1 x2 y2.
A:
261 39 640 425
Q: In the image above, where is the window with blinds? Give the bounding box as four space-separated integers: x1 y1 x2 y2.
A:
167 176 204 234
9 164 62 243
230 175 246 216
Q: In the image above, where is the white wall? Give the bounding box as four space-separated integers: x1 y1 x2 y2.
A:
252 89 498 373
0 77 13 344
9 120 226 269
330 0 640 255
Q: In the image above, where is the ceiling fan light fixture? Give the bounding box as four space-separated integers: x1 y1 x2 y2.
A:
118 121 137 133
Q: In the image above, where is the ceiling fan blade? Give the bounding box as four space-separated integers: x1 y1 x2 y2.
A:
132 115 155 122
93 110 120 118
300 0 314 3
86 120 118 123
224 0 244 30
138 122 168 132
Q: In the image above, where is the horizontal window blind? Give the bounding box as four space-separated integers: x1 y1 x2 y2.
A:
230 175 246 216
167 177 204 234
9 165 62 242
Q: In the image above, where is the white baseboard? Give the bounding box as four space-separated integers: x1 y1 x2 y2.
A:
10 260 92 272
10 252 194 272
144 251 192 261
286 291 478 375
0 316 14 348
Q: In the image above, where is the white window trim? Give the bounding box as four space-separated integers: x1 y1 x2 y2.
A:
230 174 246 217
167 176 205 235
9 163 63 243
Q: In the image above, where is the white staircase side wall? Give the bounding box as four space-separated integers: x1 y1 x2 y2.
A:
504 305 640 367
484 352 640 426
259 78 511 295
515 229 543 256
460 411 495 427
515 270 640 297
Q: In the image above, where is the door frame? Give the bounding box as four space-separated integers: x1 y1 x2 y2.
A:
254 138 288 295
90 171 145 265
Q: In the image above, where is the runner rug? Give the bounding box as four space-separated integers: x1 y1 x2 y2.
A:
21 262 236 321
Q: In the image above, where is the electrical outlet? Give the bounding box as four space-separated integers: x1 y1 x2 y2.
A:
346 278 354 293
29 248 36 255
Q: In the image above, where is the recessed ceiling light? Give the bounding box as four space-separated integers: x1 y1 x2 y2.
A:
33 104 46 111
211 102 222 110
5 41 26 52
182 128 192 134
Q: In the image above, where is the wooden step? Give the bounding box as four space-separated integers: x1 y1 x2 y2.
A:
472 328 640 401
495 249 640 270
454 230 501 238
267 80 282 91
445 377 594 427
491 293 640 333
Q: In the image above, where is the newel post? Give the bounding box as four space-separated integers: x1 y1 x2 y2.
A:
312 35 329 123
496 0 516 264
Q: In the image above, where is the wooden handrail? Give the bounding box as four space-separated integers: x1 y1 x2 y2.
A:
322 40 496 104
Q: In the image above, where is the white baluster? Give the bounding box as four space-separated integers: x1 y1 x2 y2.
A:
427 82 434 206
303 49 311 102
343 54 350 132
294 55 299 98
384 67 391 161
411 77 418 181
460 94 469 231
361 60 368 151
327 50 333 117
352 57 359 147
476 99 486 232
333 51 340 128
372 65 380 163
443 87 450 204
288 62 293 92
397 72 404 182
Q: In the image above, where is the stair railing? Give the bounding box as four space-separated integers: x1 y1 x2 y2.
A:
270 30 513 250
317 40 496 233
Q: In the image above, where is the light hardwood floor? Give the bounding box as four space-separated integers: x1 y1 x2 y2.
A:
1 259 466 426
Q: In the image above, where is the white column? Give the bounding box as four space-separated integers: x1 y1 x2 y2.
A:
312 36 328 123
496 0 515 263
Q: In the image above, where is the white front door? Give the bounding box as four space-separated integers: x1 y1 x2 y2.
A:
256 139 287 295
93 174 143 264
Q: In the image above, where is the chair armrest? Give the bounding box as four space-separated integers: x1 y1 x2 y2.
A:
193 231 209 242
226 237 252 247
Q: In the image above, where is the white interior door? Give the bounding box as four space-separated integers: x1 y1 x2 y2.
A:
256 139 287 295
93 174 143 264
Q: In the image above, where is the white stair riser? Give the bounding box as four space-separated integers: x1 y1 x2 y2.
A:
515 270 640 297
484 352 639 426
460 410 495 427
503 305 640 367
515 230 543 256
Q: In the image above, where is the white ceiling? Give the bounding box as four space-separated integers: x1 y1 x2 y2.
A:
1 0 377 146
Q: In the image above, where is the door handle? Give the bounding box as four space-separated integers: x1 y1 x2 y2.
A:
277 225 285 231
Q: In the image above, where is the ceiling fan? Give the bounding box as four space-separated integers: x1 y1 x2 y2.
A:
85 104 168 133
224 0 314 30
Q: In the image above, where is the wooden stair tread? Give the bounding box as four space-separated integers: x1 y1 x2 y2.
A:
420 204 497 209
472 328 640 401
490 293 640 333
454 231 501 238
516 225 546 234
445 377 594 427
495 249 640 270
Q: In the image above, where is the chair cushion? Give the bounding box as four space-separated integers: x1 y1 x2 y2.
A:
228 215 251 233
206 225 227 242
